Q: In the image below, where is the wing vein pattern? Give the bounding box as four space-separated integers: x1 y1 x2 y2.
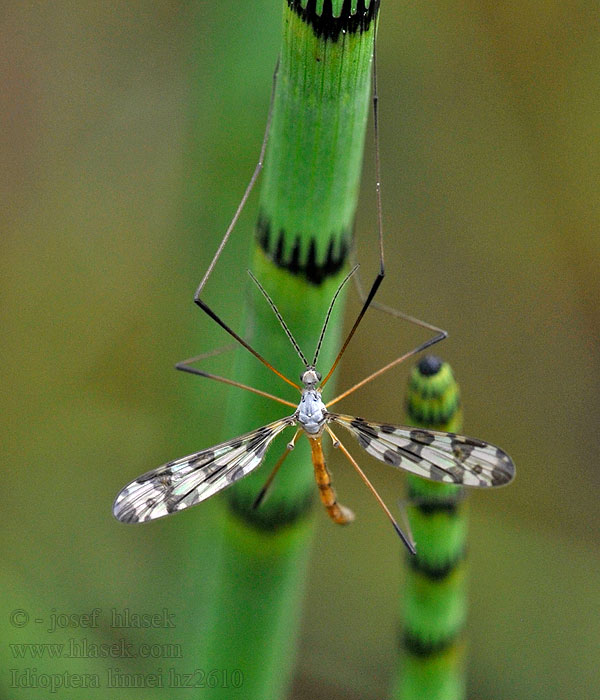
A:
113 416 295 523
329 414 514 487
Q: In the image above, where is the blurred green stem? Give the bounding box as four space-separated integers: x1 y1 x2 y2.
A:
391 356 467 700
194 2 379 698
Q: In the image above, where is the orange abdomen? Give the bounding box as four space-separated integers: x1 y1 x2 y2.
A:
309 437 354 525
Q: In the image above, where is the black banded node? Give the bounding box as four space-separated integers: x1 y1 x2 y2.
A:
287 0 380 42
255 1 380 285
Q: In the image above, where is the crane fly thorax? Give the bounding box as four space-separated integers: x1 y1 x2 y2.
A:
297 389 327 435
297 368 326 435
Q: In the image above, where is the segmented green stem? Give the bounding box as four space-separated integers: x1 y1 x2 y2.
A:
391 355 467 700
194 3 379 698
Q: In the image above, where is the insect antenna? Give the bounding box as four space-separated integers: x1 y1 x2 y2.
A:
247 270 309 368
311 264 359 367
327 426 416 554
320 37 385 389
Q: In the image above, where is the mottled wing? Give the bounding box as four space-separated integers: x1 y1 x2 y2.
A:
330 414 514 487
113 417 295 523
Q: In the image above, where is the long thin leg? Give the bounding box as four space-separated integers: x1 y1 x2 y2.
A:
395 497 416 551
325 25 447 403
176 354 296 408
252 428 302 509
323 250 448 407
194 59 279 300
372 25 384 272
321 29 448 391
192 299 300 391
325 335 444 409
327 426 416 554
190 59 300 393
320 34 385 389
320 269 383 388
350 248 448 340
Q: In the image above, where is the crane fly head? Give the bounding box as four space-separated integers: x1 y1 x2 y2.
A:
300 367 322 390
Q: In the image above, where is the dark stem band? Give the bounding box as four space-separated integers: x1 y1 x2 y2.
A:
402 629 462 658
256 211 349 285
287 0 380 41
227 488 314 531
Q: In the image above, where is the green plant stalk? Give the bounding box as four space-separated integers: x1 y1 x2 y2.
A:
195 3 380 698
391 357 467 700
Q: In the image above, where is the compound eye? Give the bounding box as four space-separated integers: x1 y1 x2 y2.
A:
316 371 322 381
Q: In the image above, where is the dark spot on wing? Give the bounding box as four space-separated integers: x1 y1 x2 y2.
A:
205 463 228 484
351 418 378 439
117 505 138 523
428 464 448 482
247 434 266 452
358 434 371 449
383 449 401 466
446 466 464 483
253 441 269 458
166 497 179 514
407 442 425 457
455 435 487 448
188 450 215 468
452 442 473 461
410 429 435 445
491 465 510 486
227 466 247 484
247 431 273 456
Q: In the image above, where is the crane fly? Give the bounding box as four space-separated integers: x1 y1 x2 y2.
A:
112 264 515 554
112 47 515 554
